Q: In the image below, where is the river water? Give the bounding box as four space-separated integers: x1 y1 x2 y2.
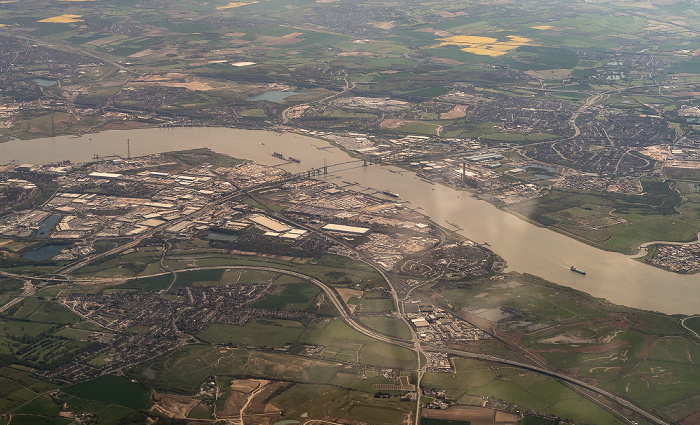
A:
0 127 697 314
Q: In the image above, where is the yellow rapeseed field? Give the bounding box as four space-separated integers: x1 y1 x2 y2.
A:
531 25 554 30
38 14 84 23
216 1 258 10
435 34 533 57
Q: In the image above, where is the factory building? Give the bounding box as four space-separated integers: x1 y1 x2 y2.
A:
321 223 370 235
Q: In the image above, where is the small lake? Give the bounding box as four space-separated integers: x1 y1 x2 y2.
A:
35 214 62 239
32 78 58 87
22 244 65 261
247 90 305 103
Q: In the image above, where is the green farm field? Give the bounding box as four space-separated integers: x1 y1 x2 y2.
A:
64 375 152 410
252 281 319 310
358 316 413 340
271 384 411 424
131 345 343 394
197 319 305 348
508 180 699 253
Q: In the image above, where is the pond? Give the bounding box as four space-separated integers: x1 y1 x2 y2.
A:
35 214 62 239
247 90 305 103
142 365 157 380
32 78 58 87
21 244 65 261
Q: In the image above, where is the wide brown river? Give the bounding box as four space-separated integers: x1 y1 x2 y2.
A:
1 127 698 314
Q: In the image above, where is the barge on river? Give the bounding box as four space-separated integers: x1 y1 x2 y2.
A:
570 266 586 275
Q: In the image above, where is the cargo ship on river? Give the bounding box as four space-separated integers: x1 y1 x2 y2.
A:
570 266 586 275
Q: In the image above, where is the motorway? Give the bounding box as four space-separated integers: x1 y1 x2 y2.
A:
0 30 134 74
0 279 36 314
281 70 355 124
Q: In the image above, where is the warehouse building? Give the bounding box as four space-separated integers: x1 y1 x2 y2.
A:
321 223 370 235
